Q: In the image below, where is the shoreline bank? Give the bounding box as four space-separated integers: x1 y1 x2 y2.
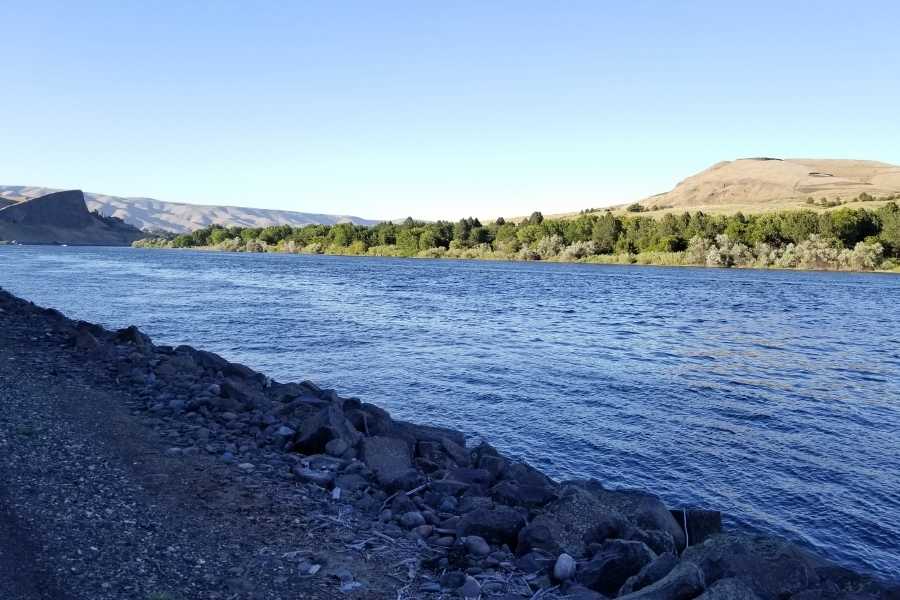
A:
131 243 900 274
1 286 897 599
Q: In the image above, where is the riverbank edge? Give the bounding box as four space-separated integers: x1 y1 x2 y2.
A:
2 286 897 598
131 243 900 274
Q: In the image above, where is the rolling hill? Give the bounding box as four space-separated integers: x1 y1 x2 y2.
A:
0 186 379 233
0 190 144 245
637 158 900 213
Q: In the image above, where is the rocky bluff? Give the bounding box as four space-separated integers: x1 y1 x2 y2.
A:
3 287 897 599
0 189 143 245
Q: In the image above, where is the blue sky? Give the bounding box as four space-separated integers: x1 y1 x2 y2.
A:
2 1 898 221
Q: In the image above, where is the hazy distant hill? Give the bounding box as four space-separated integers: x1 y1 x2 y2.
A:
0 186 379 233
638 158 900 212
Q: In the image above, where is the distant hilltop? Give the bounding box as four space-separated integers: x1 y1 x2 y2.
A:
0 190 144 245
637 158 900 213
0 186 379 234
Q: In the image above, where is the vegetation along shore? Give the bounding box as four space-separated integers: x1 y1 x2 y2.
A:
135 200 900 273
1 285 897 599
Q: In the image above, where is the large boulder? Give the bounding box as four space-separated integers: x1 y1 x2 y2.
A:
577 539 657 596
694 578 762 600
491 480 558 508
671 508 723 546
525 484 629 557
569 480 686 550
617 560 706 600
681 533 821 599
619 552 679 595
295 403 362 455
359 436 417 490
457 506 527 548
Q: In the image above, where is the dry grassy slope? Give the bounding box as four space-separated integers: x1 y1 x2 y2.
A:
0 186 379 233
636 158 900 213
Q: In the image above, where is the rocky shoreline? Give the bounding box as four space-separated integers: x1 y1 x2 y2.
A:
1 286 897 600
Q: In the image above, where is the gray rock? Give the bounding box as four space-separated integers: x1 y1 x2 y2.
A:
671 508 722 546
569 480 687 551
553 553 577 581
527 484 626 557
517 521 560 556
324 437 349 457
460 576 481 599
464 535 491 557
360 436 412 487
577 539 656 596
617 560 705 600
457 506 526 548
334 473 369 493
694 578 762 600
491 480 558 508
440 571 467 589
681 533 821 599
560 584 607 599
442 437 471 466
294 403 361 455
400 511 426 528
619 552 679 595
292 466 335 488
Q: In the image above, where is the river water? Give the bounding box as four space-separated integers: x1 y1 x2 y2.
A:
2 245 898 579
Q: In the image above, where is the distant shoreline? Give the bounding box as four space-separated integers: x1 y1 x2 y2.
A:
126 243 900 275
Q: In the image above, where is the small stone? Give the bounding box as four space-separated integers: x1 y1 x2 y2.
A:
400 511 426 528
553 553 576 581
237 462 255 471
325 438 349 457
460 576 481 599
221 451 235 463
464 535 491 557
332 487 342 501
440 571 466 589
274 425 295 438
413 524 434 538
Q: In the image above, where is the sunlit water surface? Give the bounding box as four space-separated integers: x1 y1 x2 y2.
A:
2 246 898 579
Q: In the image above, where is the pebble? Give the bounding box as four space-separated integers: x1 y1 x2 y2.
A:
400 511 426 528
237 463 255 471
464 535 491 557
553 552 576 580
460 575 481 599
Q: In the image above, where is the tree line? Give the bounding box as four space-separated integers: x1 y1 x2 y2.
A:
135 203 900 271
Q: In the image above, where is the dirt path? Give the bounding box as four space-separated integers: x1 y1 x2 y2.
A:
0 302 424 600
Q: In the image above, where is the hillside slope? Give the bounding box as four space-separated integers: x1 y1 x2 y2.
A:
0 190 144 245
639 158 900 212
0 186 379 233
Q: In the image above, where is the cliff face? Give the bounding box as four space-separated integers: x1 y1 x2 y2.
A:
0 190 144 245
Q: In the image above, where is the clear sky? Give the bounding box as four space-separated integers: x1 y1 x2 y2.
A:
2 1 898 221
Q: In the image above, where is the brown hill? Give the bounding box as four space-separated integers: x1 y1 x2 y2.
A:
0 190 144 245
638 158 900 213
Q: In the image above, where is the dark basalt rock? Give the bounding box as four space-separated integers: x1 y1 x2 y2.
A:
568 479 687 551
295 403 362 455
694 577 762 599
681 533 820 599
359 435 418 491
457 506 527 548
491 480 557 509
671 508 723 546
619 552 679 595
617 560 706 599
577 539 657 596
